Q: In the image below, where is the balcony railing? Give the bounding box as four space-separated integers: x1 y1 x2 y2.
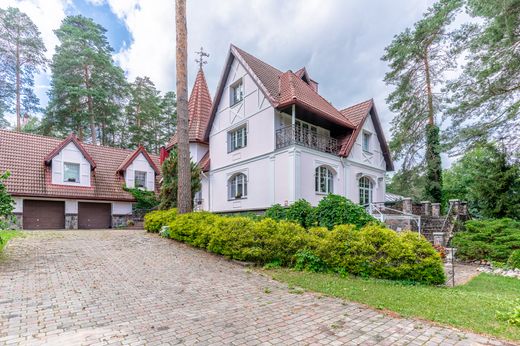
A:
275 125 339 154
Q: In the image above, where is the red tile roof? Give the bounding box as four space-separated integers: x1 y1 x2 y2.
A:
0 130 161 202
167 68 213 148
340 99 374 127
44 133 97 169
198 151 210 172
117 145 160 175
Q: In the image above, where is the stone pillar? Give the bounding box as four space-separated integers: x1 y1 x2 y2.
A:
449 199 460 215
402 197 412 214
460 201 468 216
431 203 441 218
433 232 445 246
421 201 431 216
65 214 78 229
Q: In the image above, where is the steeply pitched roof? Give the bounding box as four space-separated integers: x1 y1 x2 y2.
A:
44 133 97 169
340 99 374 127
198 151 210 172
117 145 160 175
0 130 161 202
167 67 213 148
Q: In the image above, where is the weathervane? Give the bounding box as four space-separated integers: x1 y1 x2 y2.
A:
195 46 209 70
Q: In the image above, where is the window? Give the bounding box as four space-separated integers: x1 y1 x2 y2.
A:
228 126 247 152
228 173 247 200
362 132 371 152
359 176 373 205
295 120 318 146
63 162 80 183
230 79 244 106
135 171 147 189
315 166 333 194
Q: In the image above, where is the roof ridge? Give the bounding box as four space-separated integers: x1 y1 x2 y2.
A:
340 98 373 112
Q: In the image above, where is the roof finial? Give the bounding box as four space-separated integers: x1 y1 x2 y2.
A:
195 46 209 70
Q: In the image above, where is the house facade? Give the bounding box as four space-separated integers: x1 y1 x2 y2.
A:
167 45 393 213
0 130 160 229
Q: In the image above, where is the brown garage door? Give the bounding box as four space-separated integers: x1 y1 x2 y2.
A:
23 200 65 230
78 202 111 229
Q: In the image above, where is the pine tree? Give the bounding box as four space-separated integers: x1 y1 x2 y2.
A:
44 15 127 143
0 7 47 131
160 91 177 142
446 0 520 154
159 149 201 210
382 0 461 202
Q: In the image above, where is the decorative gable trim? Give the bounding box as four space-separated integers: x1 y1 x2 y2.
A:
43 133 96 170
117 145 160 175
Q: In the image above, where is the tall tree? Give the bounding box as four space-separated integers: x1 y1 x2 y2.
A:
0 7 47 131
160 91 177 142
382 0 461 202
175 0 191 213
44 15 127 143
446 0 520 154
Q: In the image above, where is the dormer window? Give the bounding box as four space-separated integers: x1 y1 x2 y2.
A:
134 171 147 189
230 79 243 106
63 162 80 183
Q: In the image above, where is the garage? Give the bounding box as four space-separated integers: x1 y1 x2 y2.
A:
23 200 65 230
78 202 112 229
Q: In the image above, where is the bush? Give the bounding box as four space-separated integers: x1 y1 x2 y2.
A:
264 204 286 221
144 209 177 233
452 218 520 262
507 250 520 269
314 194 378 229
285 199 316 228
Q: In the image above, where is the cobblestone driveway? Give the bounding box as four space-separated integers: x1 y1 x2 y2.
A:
0 230 515 346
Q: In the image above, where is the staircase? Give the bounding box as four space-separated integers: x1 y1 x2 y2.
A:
420 217 447 242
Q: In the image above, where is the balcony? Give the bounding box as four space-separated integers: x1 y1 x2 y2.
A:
275 125 339 154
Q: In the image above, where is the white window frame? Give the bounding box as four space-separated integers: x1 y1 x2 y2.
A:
230 79 244 106
228 125 247 152
362 131 372 152
315 166 333 194
228 173 247 200
63 162 80 184
134 170 147 189
359 176 373 206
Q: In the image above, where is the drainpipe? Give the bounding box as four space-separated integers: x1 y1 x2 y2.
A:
291 104 296 126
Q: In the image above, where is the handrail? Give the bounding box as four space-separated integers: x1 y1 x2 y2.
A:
440 202 453 234
366 202 422 235
275 125 339 154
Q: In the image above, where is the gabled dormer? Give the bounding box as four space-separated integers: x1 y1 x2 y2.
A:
117 145 160 191
44 133 96 187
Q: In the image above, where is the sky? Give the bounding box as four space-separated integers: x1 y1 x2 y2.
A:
3 0 455 166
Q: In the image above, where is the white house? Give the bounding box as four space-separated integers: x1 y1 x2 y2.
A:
166 45 394 213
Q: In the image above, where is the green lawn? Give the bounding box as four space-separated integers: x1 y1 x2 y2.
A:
0 230 22 252
269 269 520 342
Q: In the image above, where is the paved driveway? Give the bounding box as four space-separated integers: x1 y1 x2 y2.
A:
0 230 514 346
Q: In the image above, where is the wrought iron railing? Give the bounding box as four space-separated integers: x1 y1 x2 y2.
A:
275 125 339 154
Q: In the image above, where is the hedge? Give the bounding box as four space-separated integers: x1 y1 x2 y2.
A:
144 208 177 233
451 218 520 263
145 209 445 284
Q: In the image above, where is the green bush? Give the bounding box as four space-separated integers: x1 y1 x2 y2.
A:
314 194 378 229
452 218 520 262
507 250 520 269
264 204 286 221
144 209 177 233
285 199 316 228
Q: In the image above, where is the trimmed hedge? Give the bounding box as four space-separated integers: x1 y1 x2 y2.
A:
145 210 445 284
143 209 177 233
451 218 520 263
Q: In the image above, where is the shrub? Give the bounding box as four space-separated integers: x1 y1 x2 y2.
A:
452 218 520 262
507 250 520 269
144 209 177 233
285 199 316 228
264 204 286 221
314 194 377 229
169 212 220 248
294 249 328 272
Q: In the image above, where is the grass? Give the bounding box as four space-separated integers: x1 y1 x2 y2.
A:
269 269 520 341
0 229 22 252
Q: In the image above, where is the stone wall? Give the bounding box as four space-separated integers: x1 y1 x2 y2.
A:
112 214 133 228
65 214 78 229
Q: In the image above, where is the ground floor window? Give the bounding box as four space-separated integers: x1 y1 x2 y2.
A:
228 173 247 199
315 166 333 194
359 176 373 205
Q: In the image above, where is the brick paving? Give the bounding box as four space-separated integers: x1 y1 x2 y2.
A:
0 230 515 346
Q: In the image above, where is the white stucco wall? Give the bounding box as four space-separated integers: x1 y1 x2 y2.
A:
347 115 387 171
124 153 155 191
65 200 78 214
112 202 133 215
51 142 91 187
13 197 23 213
189 143 208 164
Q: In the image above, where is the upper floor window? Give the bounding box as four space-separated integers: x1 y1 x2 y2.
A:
359 176 373 206
362 132 371 152
228 173 247 200
315 166 333 194
230 79 244 106
135 170 147 189
228 125 247 152
63 162 80 183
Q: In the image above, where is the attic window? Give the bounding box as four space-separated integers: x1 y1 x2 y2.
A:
64 162 80 183
135 171 147 189
230 79 244 106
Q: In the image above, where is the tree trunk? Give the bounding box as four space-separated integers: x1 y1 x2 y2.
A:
176 0 192 213
84 65 96 144
424 52 434 126
15 38 21 131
